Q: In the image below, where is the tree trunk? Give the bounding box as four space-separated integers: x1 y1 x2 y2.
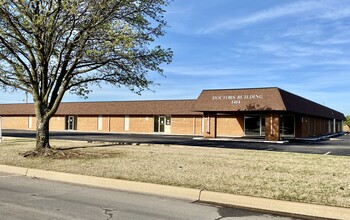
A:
36 117 51 151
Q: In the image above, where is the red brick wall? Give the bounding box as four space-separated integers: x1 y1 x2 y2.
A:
109 116 124 132
77 116 98 131
50 116 65 130
216 114 244 137
265 113 280 141
129 116 153 133
171 116 198 135
2 116 31 129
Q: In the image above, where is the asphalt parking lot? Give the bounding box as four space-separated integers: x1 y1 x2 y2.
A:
2 129 350 156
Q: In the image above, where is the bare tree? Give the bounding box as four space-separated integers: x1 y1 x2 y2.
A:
0 0 173 154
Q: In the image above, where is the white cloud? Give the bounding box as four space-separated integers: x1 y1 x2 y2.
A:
257 43 343 57
314 29 350 45
198 0 325 34
318 5 350 20
229 41 345 61
165 66 240 76
197 0 350 35
167 5 194 15
281 25 322 39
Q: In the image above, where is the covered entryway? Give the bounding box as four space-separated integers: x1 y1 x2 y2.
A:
191 88 306 141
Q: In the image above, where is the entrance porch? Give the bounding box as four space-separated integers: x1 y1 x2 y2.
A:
203 112 295 141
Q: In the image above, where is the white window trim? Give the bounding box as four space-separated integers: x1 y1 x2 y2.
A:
28 115 33 129
124 115 129 131
98 115 103 131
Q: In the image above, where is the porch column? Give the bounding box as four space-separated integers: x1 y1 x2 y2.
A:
203 112 217 138
265 112 280 141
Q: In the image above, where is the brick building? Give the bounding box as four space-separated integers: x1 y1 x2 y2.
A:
0 87 345 141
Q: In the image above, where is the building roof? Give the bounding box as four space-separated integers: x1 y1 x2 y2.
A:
278 89 345 120
0 103 36 116
0 88 345 120
0 100 201 116
192 87 345 120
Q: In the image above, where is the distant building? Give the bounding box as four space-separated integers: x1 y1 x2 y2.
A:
0 87 345 141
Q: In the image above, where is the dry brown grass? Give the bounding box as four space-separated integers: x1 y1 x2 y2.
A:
1 138 349 208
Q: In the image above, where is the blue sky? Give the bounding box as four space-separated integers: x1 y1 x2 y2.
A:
2 0 350 115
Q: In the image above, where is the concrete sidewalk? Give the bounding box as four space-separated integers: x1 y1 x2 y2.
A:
0 164 349 220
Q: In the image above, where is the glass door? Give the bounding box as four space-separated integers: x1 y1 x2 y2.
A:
245 115 265 136
66 116 75 130
159 116 165 132
154 116 166 133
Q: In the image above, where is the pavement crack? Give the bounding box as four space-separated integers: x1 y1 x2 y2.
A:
103 208 114 220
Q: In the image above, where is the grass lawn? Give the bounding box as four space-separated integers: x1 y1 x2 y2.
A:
0 138 349 208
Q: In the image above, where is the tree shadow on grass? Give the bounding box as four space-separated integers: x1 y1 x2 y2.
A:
55 143 125 151
21 143 126 159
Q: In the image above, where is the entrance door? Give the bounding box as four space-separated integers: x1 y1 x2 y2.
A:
245 115 265 136
66 116 75 130
154 116 166 133
159 116 166 132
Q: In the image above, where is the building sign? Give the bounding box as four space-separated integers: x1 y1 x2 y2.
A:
212 94 263 105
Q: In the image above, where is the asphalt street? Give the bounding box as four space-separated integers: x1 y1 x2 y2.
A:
2 129 350 156
0 172 303 220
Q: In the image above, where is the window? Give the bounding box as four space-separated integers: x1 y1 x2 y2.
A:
166 116 171 125
280 115 295 137
244 115 265 136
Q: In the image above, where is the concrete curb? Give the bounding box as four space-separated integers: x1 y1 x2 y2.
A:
193 137 289 144
0 164 28 176
200 191 350 220
25 168 201 201
1 164 349 220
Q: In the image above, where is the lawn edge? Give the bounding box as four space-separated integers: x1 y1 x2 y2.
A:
0 164 349 220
